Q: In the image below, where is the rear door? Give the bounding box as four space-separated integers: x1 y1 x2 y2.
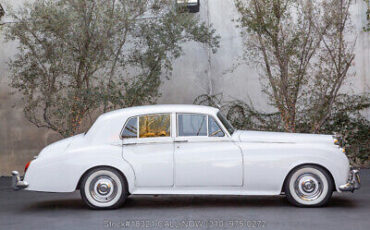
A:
121 113 174 187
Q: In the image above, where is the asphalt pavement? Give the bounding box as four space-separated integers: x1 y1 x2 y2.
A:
0 170 369 230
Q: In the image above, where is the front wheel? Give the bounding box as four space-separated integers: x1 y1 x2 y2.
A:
80 167 127 209
284 165 333 207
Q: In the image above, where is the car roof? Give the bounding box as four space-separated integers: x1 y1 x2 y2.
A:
100 104 220 119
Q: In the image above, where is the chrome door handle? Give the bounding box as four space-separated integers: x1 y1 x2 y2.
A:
174 140 188 143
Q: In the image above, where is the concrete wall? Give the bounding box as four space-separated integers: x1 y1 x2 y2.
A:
160 0 370 109
159 0 270 111
0 0 369 176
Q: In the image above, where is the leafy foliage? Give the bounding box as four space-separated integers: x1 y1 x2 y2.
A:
5 0 219 137
234 0 356 133
318 95 370 166
0 3 4 18
363 0 370 31
0 3 4 28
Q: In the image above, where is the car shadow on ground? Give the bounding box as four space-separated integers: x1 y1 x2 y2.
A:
21 194 358 211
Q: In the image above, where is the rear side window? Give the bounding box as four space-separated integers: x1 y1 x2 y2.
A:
177 114 207 136
139 114 171 138
122 117 138 138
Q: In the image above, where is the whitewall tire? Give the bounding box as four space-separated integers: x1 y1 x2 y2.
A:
80 167 127 209
285 165 333 207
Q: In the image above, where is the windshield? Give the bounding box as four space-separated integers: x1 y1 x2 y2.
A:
217 112 235 135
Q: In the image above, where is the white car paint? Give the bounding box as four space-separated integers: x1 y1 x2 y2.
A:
174 136 243 187
123 137 175 187
23 104 350 196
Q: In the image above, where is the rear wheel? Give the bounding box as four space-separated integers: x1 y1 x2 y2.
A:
284 165 333 207
80 167 127 209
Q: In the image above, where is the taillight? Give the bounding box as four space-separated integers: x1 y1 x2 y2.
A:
24 161 31 173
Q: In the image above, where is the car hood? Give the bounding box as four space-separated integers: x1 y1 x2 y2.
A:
37 133 85 159
234 130 333 144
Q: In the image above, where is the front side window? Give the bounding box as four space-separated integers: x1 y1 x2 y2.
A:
208 116 225 137
178 114 207 136
139 114 171 138
217 112 235 135
122 117 137 138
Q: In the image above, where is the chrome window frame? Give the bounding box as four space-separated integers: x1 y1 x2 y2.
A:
208 115 226 137
176 113 228 138
120 113 172 140
121 116 139 139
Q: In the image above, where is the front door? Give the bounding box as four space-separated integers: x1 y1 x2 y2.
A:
174 113 243 187
121 113 174 187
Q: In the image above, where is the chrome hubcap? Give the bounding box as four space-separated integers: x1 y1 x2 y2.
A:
294 173 323 201
89 176 117 203
97 182 111 195
302 179 316 193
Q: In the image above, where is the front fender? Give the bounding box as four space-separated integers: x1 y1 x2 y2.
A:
284 155 349 193
240 142 349 195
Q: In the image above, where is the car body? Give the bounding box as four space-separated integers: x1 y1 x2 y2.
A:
12 104 360 208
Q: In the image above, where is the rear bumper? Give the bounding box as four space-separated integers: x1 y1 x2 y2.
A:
338 169 361 192
11 171 29 190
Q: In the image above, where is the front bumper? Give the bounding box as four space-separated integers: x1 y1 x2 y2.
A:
11 171 29 190
339 169 361 192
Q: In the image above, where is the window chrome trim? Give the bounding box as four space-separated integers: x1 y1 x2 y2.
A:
120 113 172 140
176 113 207 137
138 113 171 139
208 114 231 137
175 113 229 138
216 112 234 136
120 111 230 141
208 115 226 137
120 115 138 139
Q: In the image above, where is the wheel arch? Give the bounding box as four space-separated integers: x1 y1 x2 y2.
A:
76 165 130 194
281 163 336 193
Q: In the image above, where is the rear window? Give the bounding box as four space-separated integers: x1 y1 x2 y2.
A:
139 114 171 138
122 117 138 138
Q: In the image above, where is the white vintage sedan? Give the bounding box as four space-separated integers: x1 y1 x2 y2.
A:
12 105 360 209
